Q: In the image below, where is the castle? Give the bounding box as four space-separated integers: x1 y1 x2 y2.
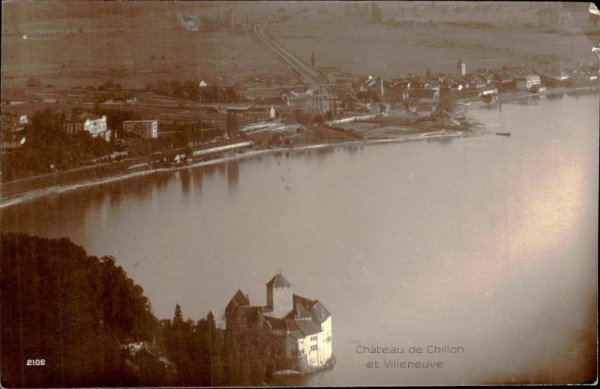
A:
225 272 334 374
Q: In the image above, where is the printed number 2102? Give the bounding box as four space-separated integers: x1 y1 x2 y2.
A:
26 359 45 366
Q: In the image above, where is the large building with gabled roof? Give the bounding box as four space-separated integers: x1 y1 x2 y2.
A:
224 272 334 373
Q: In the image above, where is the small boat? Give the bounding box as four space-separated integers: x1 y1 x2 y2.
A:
496 132 511 137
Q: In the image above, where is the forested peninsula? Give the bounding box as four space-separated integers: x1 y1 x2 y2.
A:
1 233 280 387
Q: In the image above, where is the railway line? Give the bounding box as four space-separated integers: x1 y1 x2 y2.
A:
252 23 321 86
251 23 337 114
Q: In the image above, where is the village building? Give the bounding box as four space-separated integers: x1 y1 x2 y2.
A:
281 89 315 109
64 113 111 141
0 126 26 149
120 341 175 383
457 57 466 76
516 75 542 91
225 272 334 374
224 104 274 124
479 85 499 102
1 111 28 149
406 97 440 114
542 69 571 88
123 120 159 139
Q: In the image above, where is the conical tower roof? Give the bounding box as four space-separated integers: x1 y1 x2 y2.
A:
266 273 292 288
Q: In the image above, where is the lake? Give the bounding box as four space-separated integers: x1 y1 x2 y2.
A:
1 92 598 385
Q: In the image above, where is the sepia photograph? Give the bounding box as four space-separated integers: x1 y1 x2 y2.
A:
1 1 598 387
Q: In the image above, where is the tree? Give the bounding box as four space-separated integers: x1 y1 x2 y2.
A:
295 109 315 126
311 52 315 69
174 304 183 324
426 68 432 78
0 233 155 387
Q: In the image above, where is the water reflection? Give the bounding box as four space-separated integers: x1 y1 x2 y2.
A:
480 102 500 110
203 164 216 176
344 145 361 155
180 169 191 197
315 147 335 161
191 167 204 193
269 371 334 387
124 178 146 202
109 184 123 208
517 96 540 106
426 136 454 146
155 172 172 193
547 92 564 100
227 160 239 193
217 162 226 176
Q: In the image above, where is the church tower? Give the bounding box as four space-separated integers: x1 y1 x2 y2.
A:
266 271 293 319
457 57 466 76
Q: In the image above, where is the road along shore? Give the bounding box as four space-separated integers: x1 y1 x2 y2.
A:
0 128 484 210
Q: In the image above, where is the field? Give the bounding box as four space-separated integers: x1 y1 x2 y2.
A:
2 2 598 95
267 2 598 78
1 1 292 91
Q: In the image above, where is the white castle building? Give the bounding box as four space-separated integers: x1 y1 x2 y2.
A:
225 272 334 373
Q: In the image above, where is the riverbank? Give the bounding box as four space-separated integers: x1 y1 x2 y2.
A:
0 126 485 209
2 84 596 209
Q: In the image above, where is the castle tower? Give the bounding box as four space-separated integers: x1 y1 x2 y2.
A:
457 57 466 76
266 271 293 319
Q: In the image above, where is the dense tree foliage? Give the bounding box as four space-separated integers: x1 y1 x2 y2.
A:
223 325 283 386
156 304 283 386
0 233 155 387
1 109 113 181
1 233 286 387
157 308 226 386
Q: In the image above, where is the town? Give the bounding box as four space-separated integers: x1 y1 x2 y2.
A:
2 51 598 200
1 2 599 202
1 2 598 387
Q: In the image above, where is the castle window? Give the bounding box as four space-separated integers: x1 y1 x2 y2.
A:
310 335 318 341
310 345 318 352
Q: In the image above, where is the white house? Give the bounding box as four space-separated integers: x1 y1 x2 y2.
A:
64 114 110 141
225 272 334 373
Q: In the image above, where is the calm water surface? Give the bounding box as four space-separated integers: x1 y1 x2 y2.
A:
1 93 598 385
